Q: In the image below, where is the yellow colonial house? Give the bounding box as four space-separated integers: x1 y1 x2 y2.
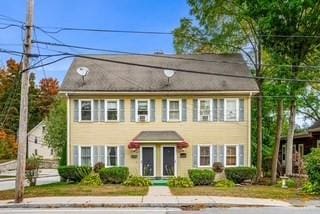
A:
60 54 259 178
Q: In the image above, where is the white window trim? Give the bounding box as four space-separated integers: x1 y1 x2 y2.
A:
197 145 212 167
167 99 182 122
79 145 93 167
317 140 320 148
224 144 239 167
160 145 177 177
105 145 119 167
79 99 93 122
224 98 239 122
135 99 150 122
105 99 120 122
197 98 213 122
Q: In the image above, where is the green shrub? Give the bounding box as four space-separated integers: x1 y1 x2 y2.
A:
224 167 256 184
94 162 105 173
80 173 103 186
304 148 320 193
188 169 215 185
275 178 297 188
99 167 129 184
303 181 320 194
58 165 92 182
25 155 42 186
123 176 152 186
168 176 193 188
214 179 235 188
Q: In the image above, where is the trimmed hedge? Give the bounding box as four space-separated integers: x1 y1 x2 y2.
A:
224 167 256 184
58 165 92 182
188 169 215 185
99 167 129 184
214 179 235 188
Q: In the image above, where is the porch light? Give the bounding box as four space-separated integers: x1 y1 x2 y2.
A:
177 141 189 152
128 141 140 152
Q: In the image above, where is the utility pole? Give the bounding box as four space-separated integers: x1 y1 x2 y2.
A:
15 0 34 203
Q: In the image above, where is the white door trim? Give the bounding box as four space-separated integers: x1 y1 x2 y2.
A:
140 145 156 177
160 145 177 177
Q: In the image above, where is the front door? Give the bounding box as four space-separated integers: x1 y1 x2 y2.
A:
141 147 154 176
162 147 175 176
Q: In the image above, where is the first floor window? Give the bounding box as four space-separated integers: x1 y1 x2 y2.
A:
80 100 92 121
226 145 237 166
317 140 320 148
107 146 118 166
50 149 54 155
199 146 211 167
81 146 91 166
34 149 38 156
225 99 238 121
106 100 119 121
199 99 211 121
168 100 181 121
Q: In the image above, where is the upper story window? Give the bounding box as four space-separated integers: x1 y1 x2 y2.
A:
136 99 150 122
167 99 181 121
34 137 38 144
105 100 119 121
80 100 92 121
198 99 212 121
224 98 239 121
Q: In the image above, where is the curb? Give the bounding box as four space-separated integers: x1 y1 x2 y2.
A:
0 202 289 209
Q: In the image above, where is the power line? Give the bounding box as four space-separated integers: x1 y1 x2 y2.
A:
26 50 320 84
33 40 320 69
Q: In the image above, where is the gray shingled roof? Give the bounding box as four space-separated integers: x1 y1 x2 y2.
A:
134 131 183 142
60 54 259 92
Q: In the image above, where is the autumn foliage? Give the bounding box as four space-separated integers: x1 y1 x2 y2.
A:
0 130 17 159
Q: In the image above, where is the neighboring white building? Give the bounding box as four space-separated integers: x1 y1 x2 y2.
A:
27 121 55 159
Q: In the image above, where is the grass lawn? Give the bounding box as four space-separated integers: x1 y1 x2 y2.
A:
0 182 149 200
170 185 320 201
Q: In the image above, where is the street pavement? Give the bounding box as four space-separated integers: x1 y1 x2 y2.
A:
0 176 60 191
0 207 319 214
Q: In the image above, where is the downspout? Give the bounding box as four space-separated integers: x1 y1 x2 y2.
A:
66 93 70 165
248 92 252 166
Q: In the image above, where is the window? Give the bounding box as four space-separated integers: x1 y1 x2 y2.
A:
34 137 38 144
198 99 212 121
136 100 149 122
80 100 92 121
282 144 286 162
198 145 211 167
317 140 320 148
34 149 38 156
80 146 92 166
106 100 119 121
107 146 118 166
168 99 181 121
224 99 238 121
42 125 46 134
225 145 237 166
50 149 54 156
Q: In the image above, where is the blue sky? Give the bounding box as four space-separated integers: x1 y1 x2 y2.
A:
0 0 190 83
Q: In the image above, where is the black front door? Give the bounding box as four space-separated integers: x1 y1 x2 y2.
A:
142 147 154 176
163 147 175 176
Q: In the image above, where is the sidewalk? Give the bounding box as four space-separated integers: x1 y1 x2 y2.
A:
0 186 293 208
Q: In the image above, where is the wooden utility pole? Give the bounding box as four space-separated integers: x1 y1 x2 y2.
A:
15 0 34 203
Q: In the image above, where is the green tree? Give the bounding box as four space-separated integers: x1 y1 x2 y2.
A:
173 0 265 179
242 0 320 175
44 99 67 166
